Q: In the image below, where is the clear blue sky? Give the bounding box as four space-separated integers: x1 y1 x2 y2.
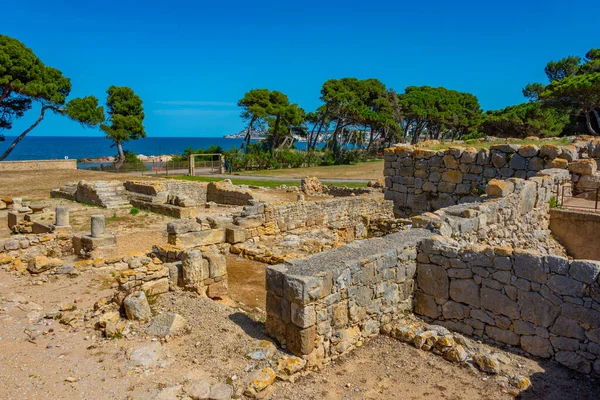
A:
3 0 599 137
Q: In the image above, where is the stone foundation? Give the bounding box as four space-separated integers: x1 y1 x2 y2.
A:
414 235 600 375
265 229 432 365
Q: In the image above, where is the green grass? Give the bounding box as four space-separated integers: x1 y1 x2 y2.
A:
167 176 368 188
421 137 570 151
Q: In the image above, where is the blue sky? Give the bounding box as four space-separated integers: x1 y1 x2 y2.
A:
3 0 599 137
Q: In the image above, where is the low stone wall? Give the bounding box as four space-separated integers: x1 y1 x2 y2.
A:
383 141 593 216
0 231 74 273
236 197 393 239
550 209 600 261
125 180 207 204
412 169 570 251
265 229 432 366
166 196 394 249
414 236 600 375
0 159 77 171
206 180 255 206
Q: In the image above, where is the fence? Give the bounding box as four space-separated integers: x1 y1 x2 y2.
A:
555 182 600 213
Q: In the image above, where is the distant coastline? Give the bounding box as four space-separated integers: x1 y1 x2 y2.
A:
0 136 248 162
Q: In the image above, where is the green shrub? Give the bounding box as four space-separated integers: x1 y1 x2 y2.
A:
130 207 140 215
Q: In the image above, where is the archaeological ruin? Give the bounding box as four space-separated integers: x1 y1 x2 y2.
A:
1 137 600 398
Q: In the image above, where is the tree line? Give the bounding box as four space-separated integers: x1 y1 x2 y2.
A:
0 35 145 165
1 33 598 167
238 47 600 163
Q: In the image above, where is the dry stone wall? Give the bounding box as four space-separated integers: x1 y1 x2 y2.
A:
265 229 432 366
412 169 570 251
414 235 600 375
0 159 77 171
206 180 255 205
383 141 594 216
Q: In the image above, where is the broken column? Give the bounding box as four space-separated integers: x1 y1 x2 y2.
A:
53 206 71 229
11 198 22 210
91 214 106 237
73 214 116 257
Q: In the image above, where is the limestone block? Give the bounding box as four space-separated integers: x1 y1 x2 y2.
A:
441 170 463 184
550 316 586 340
416 263 448 299
569 260 600 284
169 229 226 247
558 146 578 161
414 292 440 319
166 219 201 234
123 291 152 321
568 159 597 175
485 325 520 346
518 291 560 328
146 313 187 337
225 227 246 244
540 144 562 159
520 335 552 358
486 179 514 197
181 250 207 290
286 325 316 355
141 277 169 296
207 280 228 298
548 158 568 169
513 251 548 283
480 287 520 319
518 144 539 158
449 278 480 307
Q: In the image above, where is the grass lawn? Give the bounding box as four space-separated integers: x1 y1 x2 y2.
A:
236 159 384 180
168 175 369 188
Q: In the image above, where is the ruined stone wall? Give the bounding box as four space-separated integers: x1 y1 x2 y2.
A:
414 236 600 375
411 169 570 251
237 197 393 239
0 232 74 273
0 159 77 171
124 180 207 204
383 142 591 216
206 180 255 206
265 229 432 366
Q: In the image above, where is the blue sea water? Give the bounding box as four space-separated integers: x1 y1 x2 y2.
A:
0 136 251 161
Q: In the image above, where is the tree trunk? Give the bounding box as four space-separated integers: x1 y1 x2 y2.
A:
585 110 598 135
115 142 126 169
243 118 255 153
592 109 600 133
0 106 47 161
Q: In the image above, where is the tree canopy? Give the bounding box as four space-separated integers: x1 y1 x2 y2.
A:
101 86 146 168
0 34 104 161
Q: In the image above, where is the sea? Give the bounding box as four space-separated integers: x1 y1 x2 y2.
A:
0 136 264 161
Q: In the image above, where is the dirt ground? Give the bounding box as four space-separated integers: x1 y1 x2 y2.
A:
240 160 384 180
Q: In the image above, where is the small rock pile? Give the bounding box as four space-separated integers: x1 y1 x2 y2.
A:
382 318 531 390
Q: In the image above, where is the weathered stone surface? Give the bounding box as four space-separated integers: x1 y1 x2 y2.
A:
416 263 448 299
246 340 277 360
244 368 276 396
513 252 547 283
568 159 597 175
550 316 585 340
124 291 152 321
569 260 600 284
521 335 552 358
486 179 514 197
480 287 520 319
472 353 501 374
414 292 440 319
547 275 585 297
555 351 591 374
449 279 480 307
486 326 520 346
518 291 559 328
128 342 168 368
146 313 187 337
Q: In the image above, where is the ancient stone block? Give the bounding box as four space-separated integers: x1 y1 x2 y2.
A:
416 263 448 299
414 292 440 319
449 279 480 307
441 170 463 184
513 251 548 283
568 159 597 175
521 335 552 358
290 303 316 329
555 351 591 374
286 325 316 356
569 260 600 284
518 291 560 328
480 287 520 319
486 179 514 197
547 275 585 297
485 326 520 346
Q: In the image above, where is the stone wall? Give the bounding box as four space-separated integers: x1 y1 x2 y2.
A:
411 169 570 251
383 142 593 216
236 197 393 239
414 236 600 375
0 231 74 273
206 180 255 206
550 209 600 261
265 229 432 366
0 159 77 171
